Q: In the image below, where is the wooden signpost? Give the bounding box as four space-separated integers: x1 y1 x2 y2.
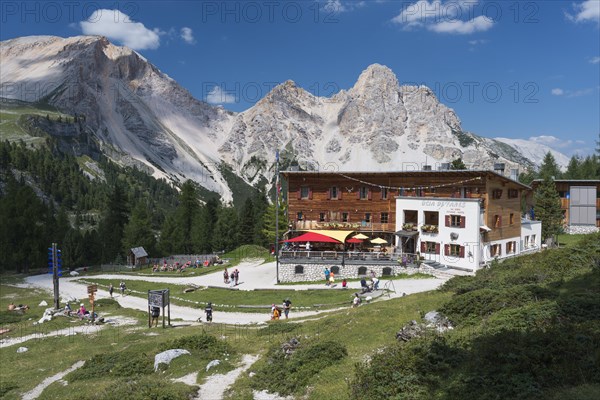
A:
87 284 97 322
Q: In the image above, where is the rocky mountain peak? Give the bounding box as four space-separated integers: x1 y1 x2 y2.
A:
351 63 400 96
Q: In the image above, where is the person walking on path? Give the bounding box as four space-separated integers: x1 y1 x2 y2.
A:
234 269 239 286
283 299 292 319
205 302 213 323
324 267 331 286
119 281 126 296
223 268 229 284
108 283 114 298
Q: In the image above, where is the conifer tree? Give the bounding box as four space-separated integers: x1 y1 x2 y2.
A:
534 177 563 241
123 202 157 256
538 152 561 180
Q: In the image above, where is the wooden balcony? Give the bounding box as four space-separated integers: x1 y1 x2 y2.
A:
291 221 393 232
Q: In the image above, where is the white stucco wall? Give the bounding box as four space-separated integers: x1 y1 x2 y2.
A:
520 219 542 253
396 197 482 271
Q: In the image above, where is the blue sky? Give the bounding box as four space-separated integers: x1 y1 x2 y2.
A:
1 0 599 156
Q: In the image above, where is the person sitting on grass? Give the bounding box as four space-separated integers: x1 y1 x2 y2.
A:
352 293 361 308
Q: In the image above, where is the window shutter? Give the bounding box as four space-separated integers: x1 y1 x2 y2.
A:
445 215 451 227
435 243 440 254
421 242 426 253
338 188 342 200
460 216 466 228
357 190 361 200
445 244 450 256
327 188 331 200
459 246 465 258
308 188 313 200
368 189 372 200
297 188 301 200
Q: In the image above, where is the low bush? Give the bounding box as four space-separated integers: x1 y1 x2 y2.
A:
68 352 153 381
94 298 121 308
251 339 347 396
256 322 298 337
57 377 196 400
159 333 231 360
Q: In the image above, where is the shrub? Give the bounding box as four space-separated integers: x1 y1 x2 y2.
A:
95 298 121 308
257 322 298 337
68 352 153 381
252 339 347 396
159 333 231 360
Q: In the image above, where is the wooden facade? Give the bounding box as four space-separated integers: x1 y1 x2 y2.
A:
531 180 600 228
282 170 530 240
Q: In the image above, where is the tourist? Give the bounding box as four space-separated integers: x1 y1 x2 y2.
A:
324 267 331 286
360 278 369 293
119 281 126 296
234 269 239 285
108 283 114 298
352 293 361 308
205 302 213 322
372 277 380 291
283 298 292 319
329 271 335 286
271 304 280 320
78 303 88 319
151 306 160 327
223 268 229 284
342 279 347 288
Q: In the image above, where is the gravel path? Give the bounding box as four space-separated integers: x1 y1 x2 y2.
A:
21 361 84 400
195 354 259 400
21 261 448 325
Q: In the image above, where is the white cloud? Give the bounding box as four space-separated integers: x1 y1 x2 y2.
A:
430 15 493 34
529 135 573 149
206 86 236 104
566 0 600 23
80 9 161 50
468 39 488 45
180 27 196 44
325 0 366 13
392 1 494 34
590 56 600 64
552 86 599 98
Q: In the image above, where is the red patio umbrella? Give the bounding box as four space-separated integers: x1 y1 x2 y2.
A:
284 232 342 243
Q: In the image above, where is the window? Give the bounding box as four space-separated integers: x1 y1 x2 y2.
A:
358 267 367 276
330 266 340 275
382 267 392 276
359 186 369 200
421 241 439 254
445 244 464 258
319 212 326 222
300 186 310 199
294 265 304 274
449 215 465 228
364 213 371 223
530 235 536 247
330 186 339 200
508 189 519 199
297 212 303 221
380 212 389 224
493 215 501 228
342 212 349 222
492 189 503 199
506 241 516 254
509 213 515 225
490 244 501 257
381 188 388 200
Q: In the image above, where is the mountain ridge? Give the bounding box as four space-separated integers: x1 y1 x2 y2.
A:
1 35 569 199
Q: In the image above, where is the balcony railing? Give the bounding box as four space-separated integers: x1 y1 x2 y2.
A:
292 221 392 232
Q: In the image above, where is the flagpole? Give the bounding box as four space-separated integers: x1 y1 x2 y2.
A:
275 150 280 283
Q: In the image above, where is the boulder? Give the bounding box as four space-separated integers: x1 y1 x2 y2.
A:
154 349 191 371
206 359 220 371
281 337 300 357
396 320 426 342
38 300 48 306
17 347 28 353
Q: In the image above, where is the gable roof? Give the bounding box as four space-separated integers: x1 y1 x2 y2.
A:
130 247 148 258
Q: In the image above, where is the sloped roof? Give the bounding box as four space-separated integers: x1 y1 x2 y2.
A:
130 247 148 258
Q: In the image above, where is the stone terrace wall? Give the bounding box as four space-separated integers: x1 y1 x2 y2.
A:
278 262 431 283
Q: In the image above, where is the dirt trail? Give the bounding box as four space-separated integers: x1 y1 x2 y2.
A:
21 360 84 400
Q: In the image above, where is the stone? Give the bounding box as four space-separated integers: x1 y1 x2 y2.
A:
38 300 48 306
17 347 28 353
70 271 79 276
154 349 191 371
281 337 300 357
206 360 220 372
